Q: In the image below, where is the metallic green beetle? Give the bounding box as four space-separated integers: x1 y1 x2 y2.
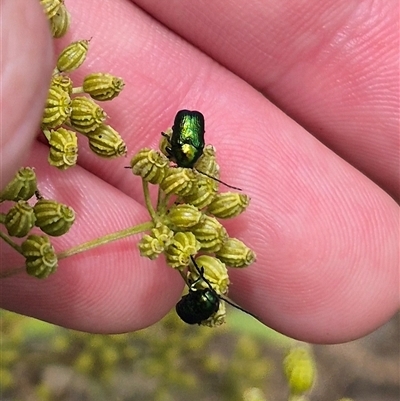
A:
163 109 205 168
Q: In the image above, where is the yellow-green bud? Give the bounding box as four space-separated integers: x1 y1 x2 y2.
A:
190 255 229 295
34 199 75 236
165 232 200 270
56 39 90 73
283 347 316 395
182 175 217 209
42 85 71 128
21 235 58 278
166 204 202 230
159 167 195 197
48 128 78 170
215 238 256 268
40 0 62 19
130 148 168 184
191 215 227 253
85 124 127 158
49 4 70 38
159 128 172 157
194 145 220 178
83 73 125 101
69 97 107 134
51 74 72 94
138 224 174 260
207 192 250 219
0 167 37 202
4 201 36 237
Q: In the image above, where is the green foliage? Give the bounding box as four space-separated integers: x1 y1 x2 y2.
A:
0 309 273 401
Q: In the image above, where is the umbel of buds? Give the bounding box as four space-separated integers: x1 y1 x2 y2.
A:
38 0 127 169
130 137 256 327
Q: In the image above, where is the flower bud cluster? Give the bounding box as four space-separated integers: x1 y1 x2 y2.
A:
1 168 75 278
39 1 126 169
131 138 256 326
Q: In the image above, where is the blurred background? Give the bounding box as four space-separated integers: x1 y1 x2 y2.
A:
0 308 398 401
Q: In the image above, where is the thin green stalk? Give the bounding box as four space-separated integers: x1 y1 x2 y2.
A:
142 179 157 222
58 221 153 259
0 231 22 254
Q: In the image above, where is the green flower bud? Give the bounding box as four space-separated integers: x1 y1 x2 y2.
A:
182 175 217 209
40 0 62 19
34 199 75 236
42 85 71 128
207 192 250 219
85 124 127 158
83 73 125 101
215 238 256 268
70 97 107 134
165 232 200 270
194 145 220 178
0 167 37 202
48 128 78 170
5 201 36 237
191 215 227 253
56 39 89 73
167 204 202 230
195 145 219 177
130 148 168 185
21 235 58 278
159 167 195 197
51 74 72 94
138 224 174 260
189 255 229 295
283 347 316 395
49 4 70 38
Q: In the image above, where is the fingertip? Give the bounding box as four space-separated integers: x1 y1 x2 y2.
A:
1 0 54 188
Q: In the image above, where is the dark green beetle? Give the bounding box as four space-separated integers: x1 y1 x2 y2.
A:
176 256 257 325
163 110 205 168
163 110 242 191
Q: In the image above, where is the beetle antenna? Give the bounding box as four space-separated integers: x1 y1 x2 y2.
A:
195 169 242 191
189 256 259 321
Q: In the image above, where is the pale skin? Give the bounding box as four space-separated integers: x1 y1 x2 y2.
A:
0 0 398 343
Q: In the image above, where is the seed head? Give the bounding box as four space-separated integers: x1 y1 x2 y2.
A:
49 3 70 38
83 73 125 101
5 201 36 238
0 167 37 202
40 0 62 19
207 192 250 219
191 215 228 253
48 128 78 170
21 235 58 278
165 232 200 270
34 199 75 236
85 124 127 158
70 96 107 134
189 255 229 296
42 85 71 129
56 40 90 73
216 238 256 268
130 148 168 185
166 204 202 230
138 224 174 260
159 167 195 197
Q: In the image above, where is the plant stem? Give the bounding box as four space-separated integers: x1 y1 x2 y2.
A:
142 180 157 222
0 231 22 254
57 221 153 259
